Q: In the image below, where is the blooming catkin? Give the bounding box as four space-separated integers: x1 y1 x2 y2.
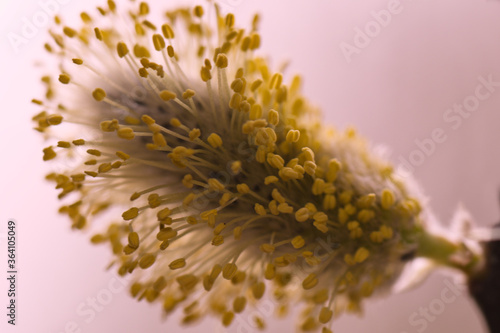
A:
34 2 429 331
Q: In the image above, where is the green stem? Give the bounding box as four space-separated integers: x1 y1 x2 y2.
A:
414 229 481 276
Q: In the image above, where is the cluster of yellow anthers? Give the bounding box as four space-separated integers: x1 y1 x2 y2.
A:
33 1 424 332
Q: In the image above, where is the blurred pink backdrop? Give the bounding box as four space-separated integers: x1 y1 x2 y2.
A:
2 0 500 332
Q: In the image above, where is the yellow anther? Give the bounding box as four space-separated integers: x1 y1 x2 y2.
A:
94 27 103 40
156 227 177 241
200 66 212 81
357 193 376 209
222 263 237 279
271 189 286 204
312 178 325 195
381 189 395 210
267 153 284 169
250 33 261 49
354 247 370 263
228 92 244 110
319 307 333 324
313 212 328 223
159 90 176 101
301 147 315 162
278 203 293 214
219 193 232 206
305 203 317 214
86 149 101 156
42 146 56 161
236 183 250 194
222 311 234 327
344 254 356 266
225 13 235 28
122 207 139 220
323 194 336 211
183 193 195 206
323 182 336 194
302 273 318 290
264 176 278 185
58 74 70 84
139 253 156 269
254 203 266 216
157 207 171 221
166 45 175 57
327 159 341 182
84 171 97 178
268 109 279 126
141 114 155 125
260 243 275 253
295 208 309 222
182 89 195 99
208 178 225 191
128 232 140 249
207 133 223 148
98 163 112 173
188 128 201 141
124 116 141 125
240 36 251 52
186 216 198 225
100 120 115 132
213 222 226 235
63 26 77 38
344 203 356 215
107 0 116 12
215 54 228 68
161 24 175 39
251 282 265 299
300 162 315 177
72 58 83 65
286 129 300 143
357 209 375 223
212 235 224 246
231 78 244 93
347 221 359 230
233 296 247 313
182 174 193 189
194 6 204 17
47 114 63 125
269 73 283 89
268 200 279 215
139 2 149 15
169 258 186 270
264 263 275 280
80 12 92 23
151 132 166 147
370 231 384 243
117 42 129 58
291 235 305 249
70 174 85 182
380 225 393 239
92 88 106 101
117 127 135 140
116 151 130 160
152 34 165 51
313 222 329 233
228 160 241 175
350 227 363 239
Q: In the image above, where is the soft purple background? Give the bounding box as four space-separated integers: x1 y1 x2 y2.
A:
2 0 500 332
